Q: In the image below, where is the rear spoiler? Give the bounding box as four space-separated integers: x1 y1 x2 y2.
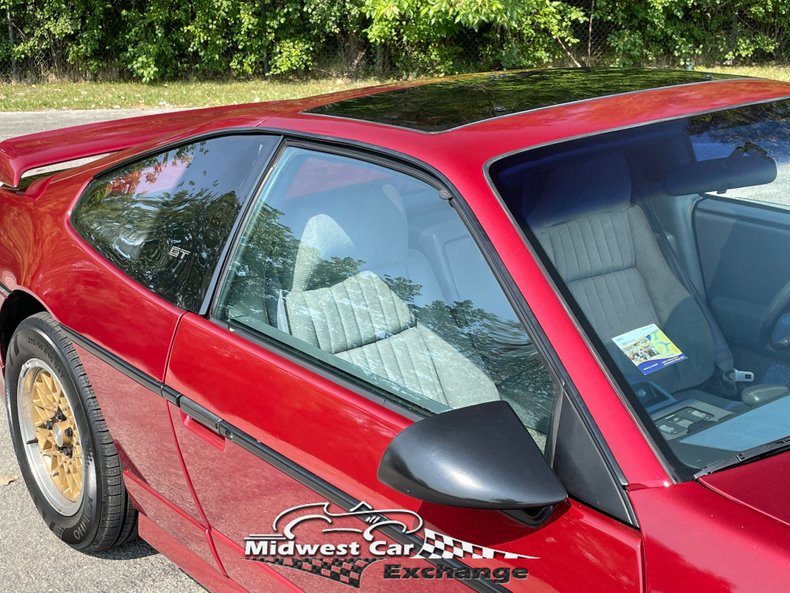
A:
0 108 221 188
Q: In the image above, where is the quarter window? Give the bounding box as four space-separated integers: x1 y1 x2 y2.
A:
216 147 558 450
72 135 280 310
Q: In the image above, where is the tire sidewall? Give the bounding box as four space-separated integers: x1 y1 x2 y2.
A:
5 317 102 550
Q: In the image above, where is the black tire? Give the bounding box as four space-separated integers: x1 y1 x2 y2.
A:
5 312 137 553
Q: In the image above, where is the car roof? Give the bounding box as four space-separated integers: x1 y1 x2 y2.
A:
269 73 790 177
301 69 737 132
3 70 789 189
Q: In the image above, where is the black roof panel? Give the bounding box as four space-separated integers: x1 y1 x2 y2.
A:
305 69 739 132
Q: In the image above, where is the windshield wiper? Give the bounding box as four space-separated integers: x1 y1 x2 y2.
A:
694 435 790 479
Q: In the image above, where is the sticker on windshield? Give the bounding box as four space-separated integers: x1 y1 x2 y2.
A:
612 323 687 375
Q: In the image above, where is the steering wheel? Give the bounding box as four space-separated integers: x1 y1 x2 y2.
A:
759 280 790 349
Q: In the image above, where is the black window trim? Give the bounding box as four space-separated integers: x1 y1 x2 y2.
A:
203 132 637 527
482 94 790 484
68 128 285 315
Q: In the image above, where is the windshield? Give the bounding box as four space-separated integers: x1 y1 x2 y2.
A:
490 98 790 476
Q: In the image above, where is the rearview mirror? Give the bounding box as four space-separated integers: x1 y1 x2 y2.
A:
378 401 567 510
664 143 777 196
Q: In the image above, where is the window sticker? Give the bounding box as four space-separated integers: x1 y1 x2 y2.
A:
612 323 687 375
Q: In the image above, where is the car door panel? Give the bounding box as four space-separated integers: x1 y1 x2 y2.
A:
169 398 469 593
123 466 222 574
167 313 643 593
695 197 790 357
211 528 306 593
137 513 247 593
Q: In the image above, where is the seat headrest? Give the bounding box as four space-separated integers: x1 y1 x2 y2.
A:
526 153 632 227
291 183 408 291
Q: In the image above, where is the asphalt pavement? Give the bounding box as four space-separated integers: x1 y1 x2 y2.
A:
0 110 205 593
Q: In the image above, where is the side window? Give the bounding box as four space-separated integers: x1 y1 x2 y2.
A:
72 134 280 310
216 147 558 450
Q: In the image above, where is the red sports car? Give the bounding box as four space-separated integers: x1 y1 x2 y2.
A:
1 69 789 593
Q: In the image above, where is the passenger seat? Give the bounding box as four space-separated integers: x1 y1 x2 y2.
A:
282 184 499 409
527 153 737 407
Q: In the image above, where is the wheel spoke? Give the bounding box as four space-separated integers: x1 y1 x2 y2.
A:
19 363 84 507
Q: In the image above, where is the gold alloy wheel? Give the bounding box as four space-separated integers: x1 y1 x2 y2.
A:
17 358 84 515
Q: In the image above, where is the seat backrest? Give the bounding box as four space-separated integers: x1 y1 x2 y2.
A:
529 154 717 394
284 271 499 409
281 181 499 409
289 182 443 307
222 181 445 330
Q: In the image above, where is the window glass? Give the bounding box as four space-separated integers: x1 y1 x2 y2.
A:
490 99 790 474
689 101 790 209
216 147 558 450
72 135 280 310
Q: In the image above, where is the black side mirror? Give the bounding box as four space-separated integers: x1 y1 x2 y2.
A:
378 401 567 511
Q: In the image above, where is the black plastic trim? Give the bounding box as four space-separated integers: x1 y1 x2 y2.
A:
0 282 9 297
554 391 638 525
180 396 223 435
379 401 568 510
60 324 163 394
161 385 182 406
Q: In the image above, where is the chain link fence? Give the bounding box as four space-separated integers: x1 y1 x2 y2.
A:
0 2 785 83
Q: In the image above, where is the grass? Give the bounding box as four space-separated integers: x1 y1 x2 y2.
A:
700 65 790 82
0 66 788 111
0 78 390 111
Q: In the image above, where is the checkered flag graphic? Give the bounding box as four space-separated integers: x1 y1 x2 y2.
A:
415 528 538 560
264 557 379 588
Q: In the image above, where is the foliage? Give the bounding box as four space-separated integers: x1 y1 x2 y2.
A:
1 0 790 82
363 0 584 74
592 0 790 66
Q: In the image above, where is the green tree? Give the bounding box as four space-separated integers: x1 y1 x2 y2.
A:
363 0 585 74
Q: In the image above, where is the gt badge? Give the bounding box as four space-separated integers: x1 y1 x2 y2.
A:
168 246 191 260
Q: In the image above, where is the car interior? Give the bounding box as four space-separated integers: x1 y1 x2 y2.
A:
217 148 557 451
491 101 790 470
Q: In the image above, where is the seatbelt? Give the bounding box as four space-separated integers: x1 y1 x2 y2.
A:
640 197 750 393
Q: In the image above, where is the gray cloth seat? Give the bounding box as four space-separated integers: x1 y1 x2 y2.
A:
281 183 501 410
285 271 499 408
226 171 550 447
223 181 445 329
528 153 731 404
288 182 444 307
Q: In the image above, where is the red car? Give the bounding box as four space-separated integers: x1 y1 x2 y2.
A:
1 69 789 593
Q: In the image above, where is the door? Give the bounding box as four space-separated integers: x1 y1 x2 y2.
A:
167 143 643 592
